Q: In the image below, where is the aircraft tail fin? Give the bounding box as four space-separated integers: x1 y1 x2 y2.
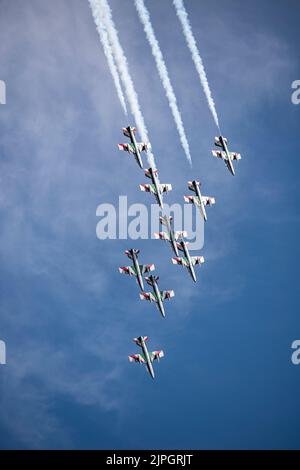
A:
144 168 158 179
146 275 159 286
133 336 148 346
174 230 188 241
160 215 173 225
125 250 133 260
176 242 186 251
123 126 136 137
188 180 200 191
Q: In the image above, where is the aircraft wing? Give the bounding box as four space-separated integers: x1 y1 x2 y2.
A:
160 290 175 301
172 257 189 267
190 256 205 266
139 184 156 194
140 264 155 275
229 152 241 161
119 266 136 276
154 231 170 241
174 230 188 240
212 150 241 161
184 195 201 206
128 353 146 363
136 142 151 152
212 150 227 160
118 143 134 153
150 350 164 362
140 292 157 303
159 184 172 193
201 196 215 206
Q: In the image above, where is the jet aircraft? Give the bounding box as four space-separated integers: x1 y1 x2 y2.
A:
184 180 215 222
140 168 172 209
212 136 241 176
140 275 174 318
128 336 164 379
119 249 155 291
118 126 151 169
172 240 205 283
154 215 187 257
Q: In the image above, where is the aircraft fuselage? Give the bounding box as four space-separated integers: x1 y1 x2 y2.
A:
181 241 197 283
151 279 165 318
139 337 155 379
192 181 207 222
130 250 144 291
219 136 235 176
149 168 164 209
128 126 143 169
164 217 179 256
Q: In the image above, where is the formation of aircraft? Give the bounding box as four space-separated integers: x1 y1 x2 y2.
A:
172 239 205 283
117 126 241 378
140 275 174 318
140 167 172 209
128 336 164 379
118 126 151 169
119 249 155 291
212 135 241 176
154 215 187 257
184 180 215 222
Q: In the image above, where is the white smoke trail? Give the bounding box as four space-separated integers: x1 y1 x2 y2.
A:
89 0 127 115
135 0 192 166
97 0 155 168
173 0 220 130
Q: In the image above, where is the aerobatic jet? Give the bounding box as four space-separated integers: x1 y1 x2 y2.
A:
172 240 205 283
140 275 174 318
119 249 155 291
128 336 164 379
184 180 215 222
140 168 172 209
118 126 151 169
212 136 241 176
154 215 187 257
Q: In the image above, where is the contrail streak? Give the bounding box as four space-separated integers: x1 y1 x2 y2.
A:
173 0 220 130
89 0 127 115
135 0 192 166
97 0 155 168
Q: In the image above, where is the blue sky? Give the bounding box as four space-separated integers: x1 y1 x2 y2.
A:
0 0 299 449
